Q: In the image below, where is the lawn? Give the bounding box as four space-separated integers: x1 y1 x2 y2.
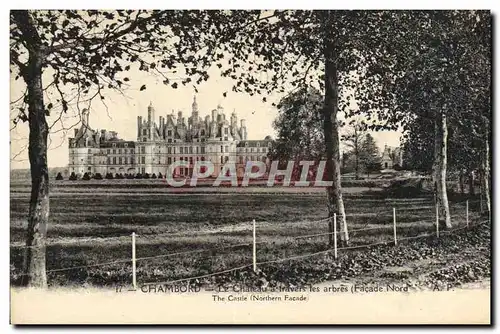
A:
10 182 485 288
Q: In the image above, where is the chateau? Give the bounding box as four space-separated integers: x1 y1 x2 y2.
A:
68 97 272 177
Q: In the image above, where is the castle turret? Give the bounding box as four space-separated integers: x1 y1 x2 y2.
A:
231 110 238 129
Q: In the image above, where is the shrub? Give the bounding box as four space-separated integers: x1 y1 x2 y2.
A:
82 172 91 180
126 173 135 179
93 173 103 180
158 172 163 179
151 173 157 179
55 172 64 180
135 173 143 179
144 173 150 179
69 172 77 181
105 173 114 179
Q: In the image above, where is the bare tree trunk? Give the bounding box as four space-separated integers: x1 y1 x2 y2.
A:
432 111 452 229
468 170 475 196
13 11 49 288
481 129 490 215
323 15 348 246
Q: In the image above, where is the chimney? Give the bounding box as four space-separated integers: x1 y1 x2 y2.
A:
74 128 78 137
82 108 89 128
137 116 142 138
148 101 155 125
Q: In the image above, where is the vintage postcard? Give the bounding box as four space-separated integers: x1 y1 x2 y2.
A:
9 9 491 325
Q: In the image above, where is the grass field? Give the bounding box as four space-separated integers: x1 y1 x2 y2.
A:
10 181 485 288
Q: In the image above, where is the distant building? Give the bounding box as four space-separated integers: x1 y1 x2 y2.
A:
68 97 272 177
380 145 403 170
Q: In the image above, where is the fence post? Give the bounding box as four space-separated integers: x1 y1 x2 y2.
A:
132 232 137 290
252 219 257 273
334 213 337 259
466 200 469 228
436 203 439 238
393 208 397 246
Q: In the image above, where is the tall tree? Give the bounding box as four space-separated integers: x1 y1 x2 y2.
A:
341 119 367 179
359 133 381 178
218 10 407 245
271 86 325 162
354 10 491 229
10 9 239 287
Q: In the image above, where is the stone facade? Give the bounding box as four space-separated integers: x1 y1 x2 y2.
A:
68 97 272 177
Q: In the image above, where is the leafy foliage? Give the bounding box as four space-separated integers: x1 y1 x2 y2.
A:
270 86 325 162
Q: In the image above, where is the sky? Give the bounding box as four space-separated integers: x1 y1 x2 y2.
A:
9 21 402 170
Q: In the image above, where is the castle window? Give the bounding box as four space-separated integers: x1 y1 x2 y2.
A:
131 157 135 164
124 143 128 148
167 130 172 137
189 146 193 154
141 157 145 164
201 130 205 136
88 149 91 153
141 147 145 154
220 145 223 153
113 157 116 164
168 147 172 154
113 149 116 154
168 139 172 143
257 142 260 147
119 157 122 164
143 138 147 142
118 149 122 154
124 149 127 154
180 147 184 154
196 146 199 154
224 128 228 135
245 142 248 147
112 143 116 147
221 156 224 164
131 149 134 154
225 146 228 153
168 157 172 164
143 129 147 136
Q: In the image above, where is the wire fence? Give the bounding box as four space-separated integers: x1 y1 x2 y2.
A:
10 199 489 287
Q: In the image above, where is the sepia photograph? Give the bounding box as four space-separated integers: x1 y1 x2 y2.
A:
8 6 492 325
